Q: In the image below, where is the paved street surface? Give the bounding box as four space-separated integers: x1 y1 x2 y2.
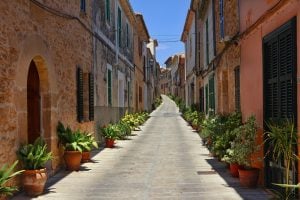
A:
13 95 271 200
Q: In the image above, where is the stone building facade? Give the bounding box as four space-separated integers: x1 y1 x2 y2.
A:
0 0 94 174
213 0 240 114
92 0 135 128
134 13 150 112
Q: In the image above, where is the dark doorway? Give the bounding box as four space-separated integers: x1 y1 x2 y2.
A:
27 60 41 144
263 17 297 194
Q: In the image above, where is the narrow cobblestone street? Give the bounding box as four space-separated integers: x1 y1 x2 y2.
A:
13 96 270 200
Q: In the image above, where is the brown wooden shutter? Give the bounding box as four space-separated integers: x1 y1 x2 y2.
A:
77 67 84 122
89 73 94 121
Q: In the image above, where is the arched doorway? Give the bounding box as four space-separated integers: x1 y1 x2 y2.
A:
27 60 41 144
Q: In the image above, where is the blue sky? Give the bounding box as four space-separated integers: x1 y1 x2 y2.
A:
129 0 190 67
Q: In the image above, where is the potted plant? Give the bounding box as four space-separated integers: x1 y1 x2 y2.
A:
81 133 98 163
231 116 260 187
264 119 298 199
222 149 243 177
0 161 24 198
57 122 88 171
101 124 119 148
17 138 52 196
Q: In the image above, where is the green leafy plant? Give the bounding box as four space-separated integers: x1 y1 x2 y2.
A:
0 161 24 197
81 133 98 152
17 138 52 170
100 124 120 140
57 121 90 152
229 116 258 167
265 119 298 199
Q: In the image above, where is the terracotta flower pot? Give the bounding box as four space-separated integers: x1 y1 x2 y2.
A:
81 151 91 163
22 168 47 197
230 163 243 177
105 139 115 148
238 168 259 188
64 151 82 171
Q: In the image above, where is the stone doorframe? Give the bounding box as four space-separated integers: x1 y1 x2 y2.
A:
15 35 58 169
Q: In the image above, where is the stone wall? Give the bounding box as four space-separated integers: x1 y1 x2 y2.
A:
0 0 94 177
214 0 240 114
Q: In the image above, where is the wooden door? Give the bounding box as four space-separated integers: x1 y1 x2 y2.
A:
27 61 41 144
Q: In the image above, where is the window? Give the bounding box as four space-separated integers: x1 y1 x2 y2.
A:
139 86 142 103
88 73 94 121
189 37 192 58
80 0 86 13
205 84 208 114
199 87 204 112
234 66 240 111
205 19 209 65
107 69 112 106
219 0 224 39
118 7 122 47
105 0 111 23
126 23 129 48
208 75 215 115
77 67 84 122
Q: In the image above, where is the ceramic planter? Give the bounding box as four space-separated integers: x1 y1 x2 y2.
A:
64 151 82 171
238 168 259 188
230 163 243 177
22 168 47 196
81 151 91 163
105 139 115 148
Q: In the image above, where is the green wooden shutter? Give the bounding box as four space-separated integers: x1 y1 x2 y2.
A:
209 75 215 114
264 18 296 120
118 7 122 47
205 19 209 65
234 67 240 111
205 84 209 114
89 73 94 121
77 67 84 122
107 69 112 106
106 0 110 22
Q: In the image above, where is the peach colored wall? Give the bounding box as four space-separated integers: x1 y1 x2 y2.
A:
239 0 280 32
240 0 300 183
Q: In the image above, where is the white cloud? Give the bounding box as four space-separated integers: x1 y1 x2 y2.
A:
157 44 169 51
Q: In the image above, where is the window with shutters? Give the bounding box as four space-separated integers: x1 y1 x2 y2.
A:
89 73 94 121
263 17 297 192
126 23 129 48
118 7 122 47
199 87 204 112
264 18 296 121
77 67 84 122
205 19 209 65
208 75 215 115
234 66 240 111
105 0 111 24
219 0 224 39
205 84 208 114
80 0 86 13
139 86 142 103
107 69 112 106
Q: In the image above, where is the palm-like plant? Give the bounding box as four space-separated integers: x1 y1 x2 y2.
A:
265 119 298 199
17 138 52 170
57 121 90 152
0 161 24 196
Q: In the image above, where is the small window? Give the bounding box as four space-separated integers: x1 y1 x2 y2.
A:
107 69 112 106
105 0 111 23
77 67 84 122
126 23 129 48
234 66 240 111
80 0 86 13
139 87 142 103
118 7 122 47
219 0 224 39
205 19 209 65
